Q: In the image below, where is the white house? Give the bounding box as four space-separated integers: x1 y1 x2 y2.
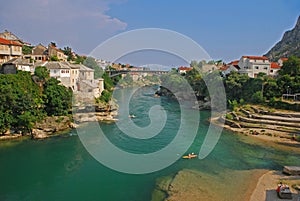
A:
269 62 281 77
178 66 193 74
278 58 288 66
238 56 270 78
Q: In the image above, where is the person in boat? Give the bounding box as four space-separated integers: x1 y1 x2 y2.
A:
277 182 282 193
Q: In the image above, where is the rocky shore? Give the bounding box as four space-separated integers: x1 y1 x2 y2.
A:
0 100 119 141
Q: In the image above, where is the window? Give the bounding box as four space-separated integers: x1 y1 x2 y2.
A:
255 66 259 70
264 67 268 70
270 70 273 73
54 70 57 73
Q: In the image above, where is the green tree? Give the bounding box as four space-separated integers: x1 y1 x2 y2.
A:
34 66 50 82
74 55 86 64
0 71 43 135
50 55 59 61
43 78 72 116
63 46 74 61
22 45 33 55
279 56 300 76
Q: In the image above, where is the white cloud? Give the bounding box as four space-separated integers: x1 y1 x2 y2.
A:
0 0 128 54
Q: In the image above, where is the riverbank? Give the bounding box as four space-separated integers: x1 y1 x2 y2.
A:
153 168 300 201
210 105 300 147
250 170 300 201
152 168 268 201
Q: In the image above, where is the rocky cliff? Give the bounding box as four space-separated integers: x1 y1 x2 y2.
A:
265 16 300 61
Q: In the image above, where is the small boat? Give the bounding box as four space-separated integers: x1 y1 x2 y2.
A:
277 184 292 199
128 114 136 118
182 153 197 159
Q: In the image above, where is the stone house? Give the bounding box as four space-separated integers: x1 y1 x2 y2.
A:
79 64 94 80
48 44 68 61
43 62 72 89
1 58 33 74
30 44 48 62
77 64 104 97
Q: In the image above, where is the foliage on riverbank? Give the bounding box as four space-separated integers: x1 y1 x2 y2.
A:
159 56 300 112
0 67 72 135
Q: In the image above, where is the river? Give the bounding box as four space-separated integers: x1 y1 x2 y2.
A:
0 87 300 201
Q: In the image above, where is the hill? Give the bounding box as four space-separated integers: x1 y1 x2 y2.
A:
265 16 300 61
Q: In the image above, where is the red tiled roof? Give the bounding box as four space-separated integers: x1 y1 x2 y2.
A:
0 37 22 46
220 65 229 71
178 66 193 71
242 56 269 60
228 60 239 65
271 62 281 69
280 58 288 61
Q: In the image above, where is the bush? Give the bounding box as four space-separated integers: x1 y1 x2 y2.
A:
225 113 233 120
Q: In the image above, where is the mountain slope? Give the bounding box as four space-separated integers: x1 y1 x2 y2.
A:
265 16 300 61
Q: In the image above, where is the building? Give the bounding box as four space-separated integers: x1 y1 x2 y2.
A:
1 58 33 74
30 44 48 62
79 64 94 80
269 62 281 77
178 66 193 74
0 30 25 45
48 44 68 61
278 58 288 66
77 64 103 97
238 56 270 78
40 61 103 97
220 60 240 77
0 38 22 64
42 62 73 90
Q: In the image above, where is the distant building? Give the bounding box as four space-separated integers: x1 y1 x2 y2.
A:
178 66 193 74
48 44 68 61
43 62 72 89
278 58 288 66
30 44 48 62
79 64 94 80
0 38 22 64
39 61 103 97
238 56 270 78
220 60 240 77
269 62 281 77
1 58 33 74
200 63 218 73
0 30 26 45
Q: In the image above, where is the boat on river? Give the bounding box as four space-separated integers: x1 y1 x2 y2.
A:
128 114 136 118
182 153 197 159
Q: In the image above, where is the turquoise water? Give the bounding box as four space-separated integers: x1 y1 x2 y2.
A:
0 87 300 201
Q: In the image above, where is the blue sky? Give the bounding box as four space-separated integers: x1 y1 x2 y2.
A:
0 0 299 65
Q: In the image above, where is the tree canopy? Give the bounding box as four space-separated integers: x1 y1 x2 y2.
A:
0 69 73 135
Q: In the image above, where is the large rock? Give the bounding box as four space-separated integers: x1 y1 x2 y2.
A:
283 166 300 175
